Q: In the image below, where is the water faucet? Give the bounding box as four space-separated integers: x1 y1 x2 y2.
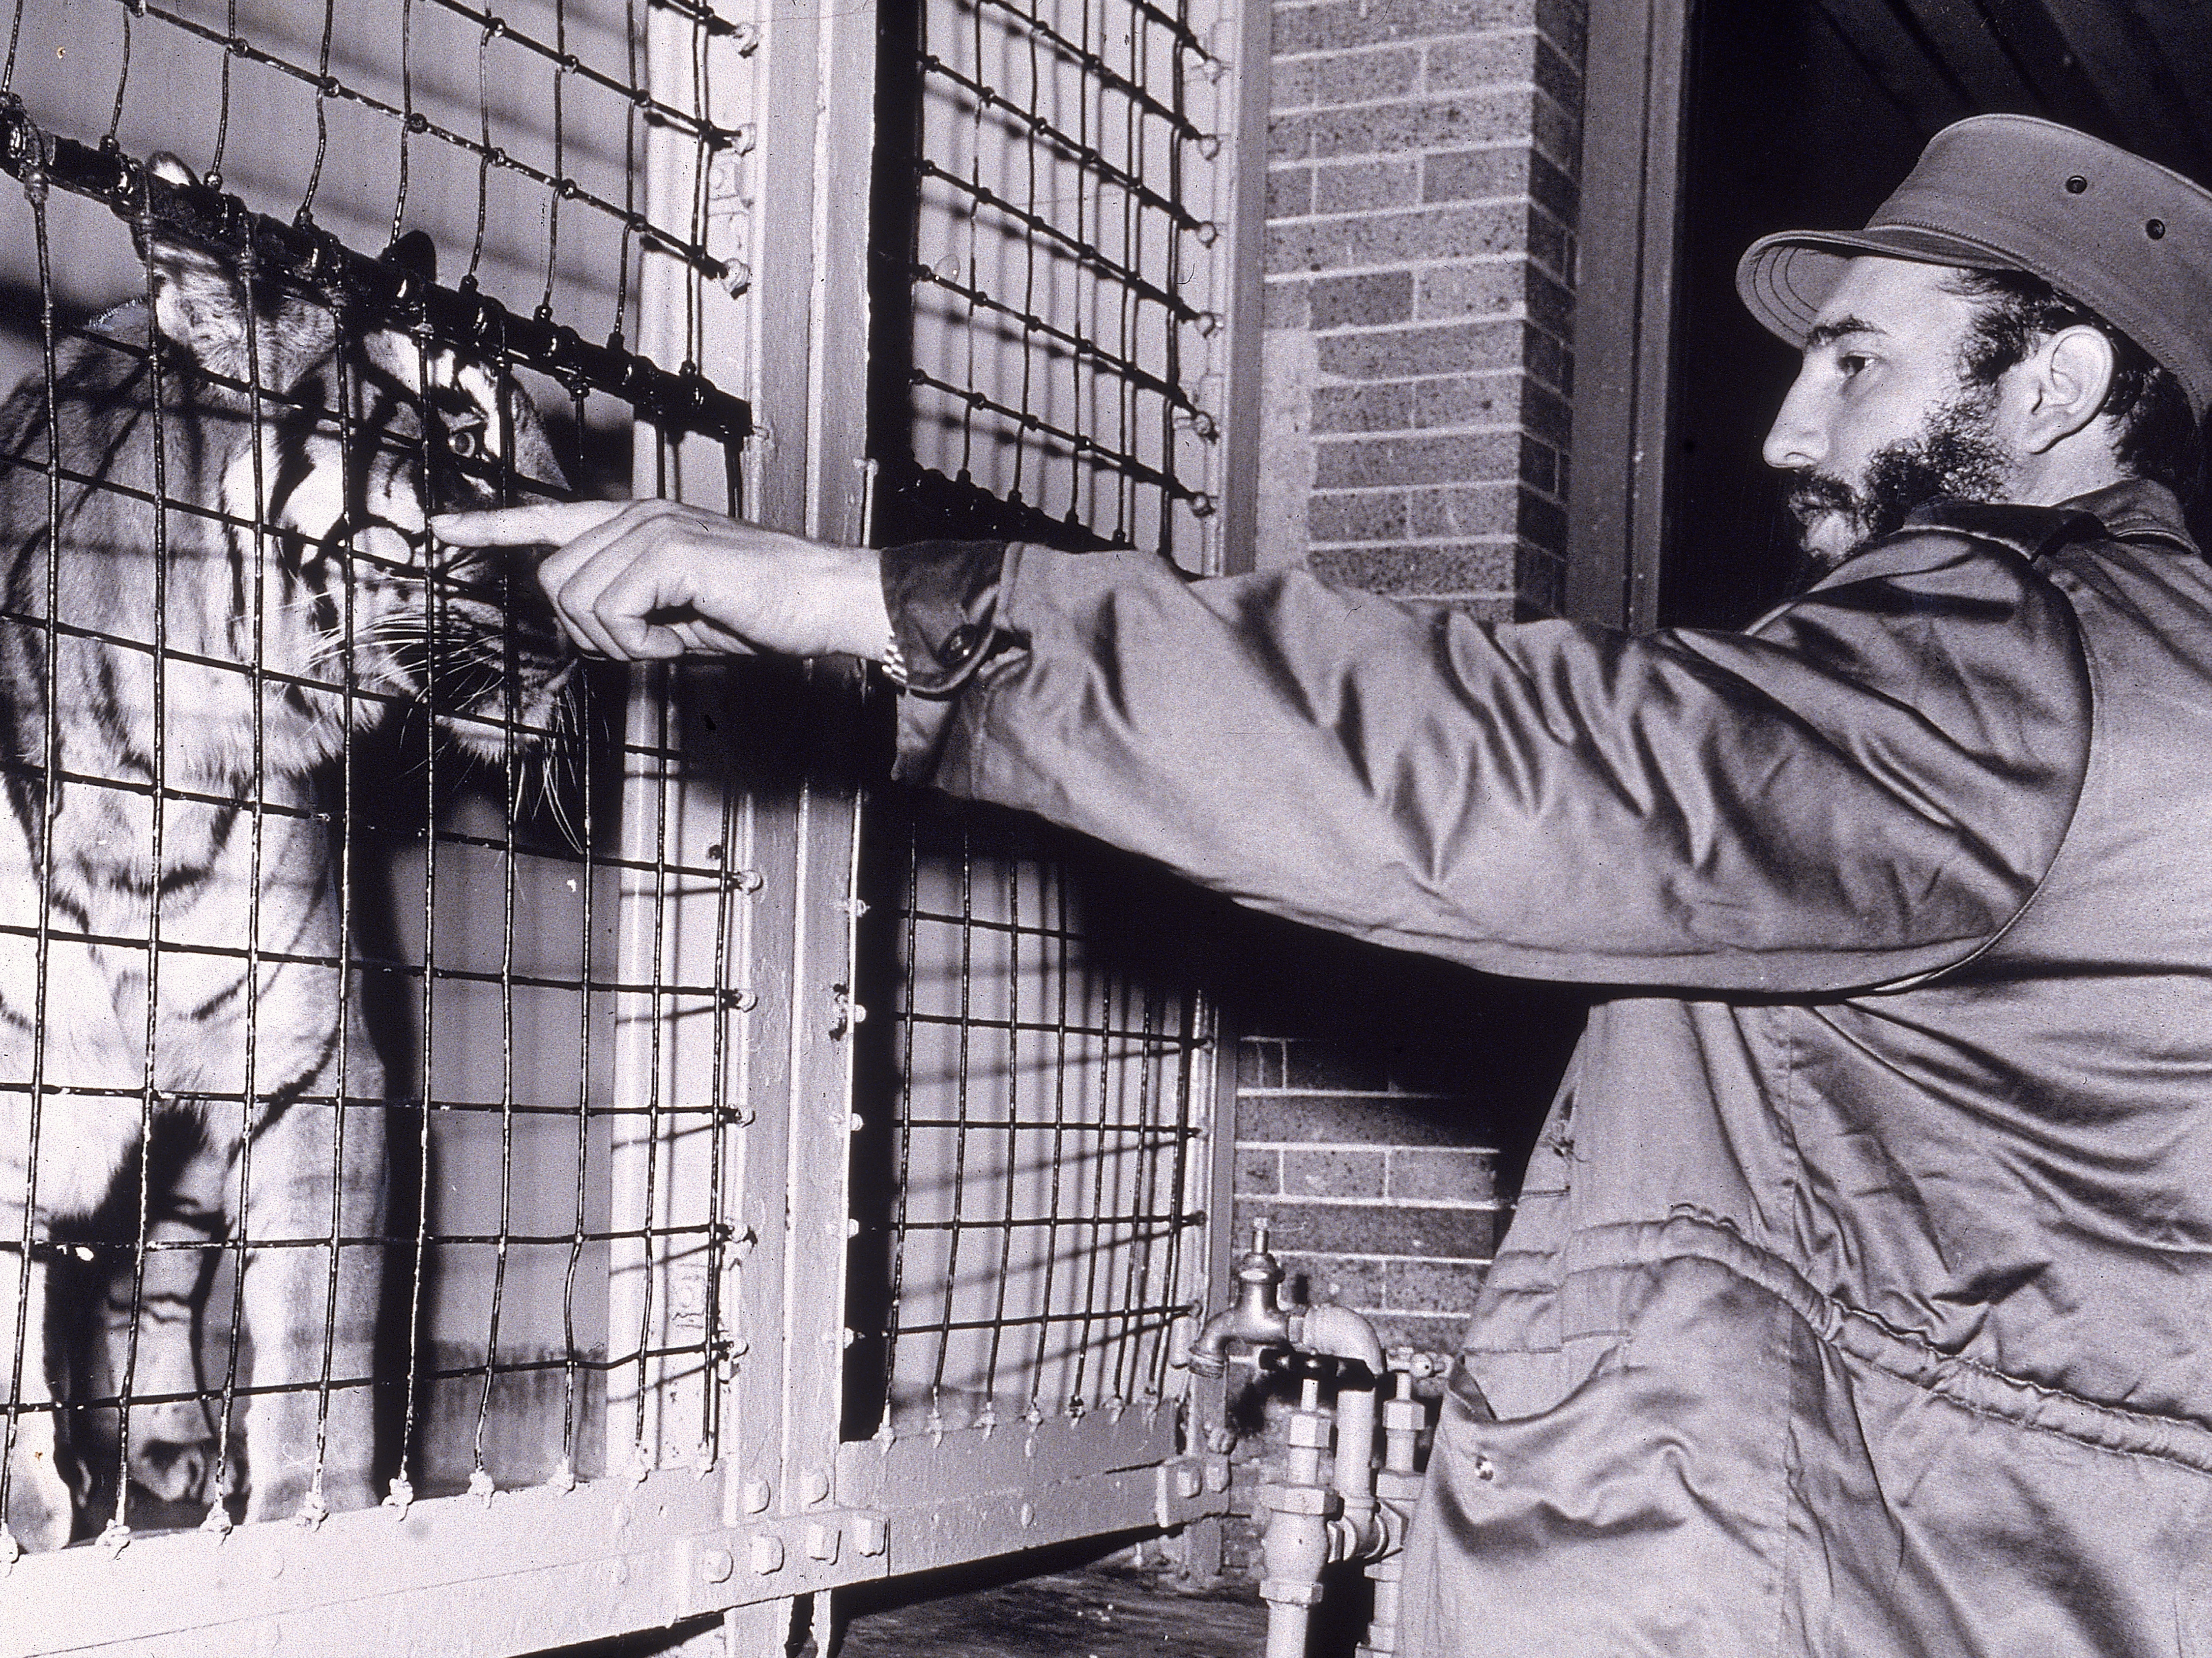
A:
1188 1218 1294 1377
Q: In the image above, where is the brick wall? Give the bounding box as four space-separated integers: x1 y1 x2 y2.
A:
1254 0 1585 618
1233 1039 1503 1359
1208 0 1589 1578
1229 0 1587 1364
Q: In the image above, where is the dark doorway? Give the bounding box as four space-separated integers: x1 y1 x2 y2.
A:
1660 0 2212 629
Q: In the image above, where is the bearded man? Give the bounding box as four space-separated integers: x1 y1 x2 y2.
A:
444 116 2212 1655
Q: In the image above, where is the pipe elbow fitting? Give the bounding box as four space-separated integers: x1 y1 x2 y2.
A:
1295 1303 1386 1376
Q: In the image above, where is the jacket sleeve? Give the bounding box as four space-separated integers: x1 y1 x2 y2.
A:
882 533 2092 994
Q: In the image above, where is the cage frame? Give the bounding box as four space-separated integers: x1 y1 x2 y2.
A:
0 0 1256 1649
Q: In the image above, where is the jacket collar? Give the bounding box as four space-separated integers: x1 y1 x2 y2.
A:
1899 477 2200 559
2053 477 2200 555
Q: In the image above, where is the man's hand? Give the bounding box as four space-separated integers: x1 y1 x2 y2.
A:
430 499 892 663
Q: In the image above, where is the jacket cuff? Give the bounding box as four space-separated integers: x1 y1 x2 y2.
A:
878 539 1016 697
880 539 1020 787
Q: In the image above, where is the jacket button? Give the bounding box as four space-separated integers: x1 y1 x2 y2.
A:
938 622 986 668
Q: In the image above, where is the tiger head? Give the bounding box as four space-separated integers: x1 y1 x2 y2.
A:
100 158 576 780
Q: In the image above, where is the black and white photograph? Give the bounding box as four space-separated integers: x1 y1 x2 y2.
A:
0 2 2207 1655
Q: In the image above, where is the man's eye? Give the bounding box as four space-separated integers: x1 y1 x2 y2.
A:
1837 354 1869 378
448 424 483 459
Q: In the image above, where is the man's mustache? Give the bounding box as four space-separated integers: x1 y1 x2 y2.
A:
1783 471 1862 524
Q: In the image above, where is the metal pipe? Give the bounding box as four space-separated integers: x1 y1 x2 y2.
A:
1260 1374 1334 1658
1293 1303 1385 1542
1358 1373 1433 1658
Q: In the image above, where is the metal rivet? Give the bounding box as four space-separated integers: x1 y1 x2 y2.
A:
2148 218 2167 240
1018 1502 1037 1528
751 1535 786 1574
2066 174 2088 194
700 1547 734 1583
1476 1455 1497 1482
742 1479 771 1514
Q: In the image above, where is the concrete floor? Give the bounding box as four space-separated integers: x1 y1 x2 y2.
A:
575 1546 1387 1658
833 1561 1270 1658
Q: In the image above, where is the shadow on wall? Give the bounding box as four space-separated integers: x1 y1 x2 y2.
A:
0 279 80 400
1027 840 1587 1209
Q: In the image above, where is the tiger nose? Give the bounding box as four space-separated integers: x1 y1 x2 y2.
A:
321 515 423 571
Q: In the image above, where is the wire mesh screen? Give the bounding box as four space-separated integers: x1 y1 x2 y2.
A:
849 0 1231 1441
0 0 752 1555
870 0 1227 563
847 798 1212 1437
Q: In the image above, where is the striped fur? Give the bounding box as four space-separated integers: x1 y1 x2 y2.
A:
0 174 568 1550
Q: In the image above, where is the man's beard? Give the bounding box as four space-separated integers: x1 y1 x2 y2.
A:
1783 386 2013 574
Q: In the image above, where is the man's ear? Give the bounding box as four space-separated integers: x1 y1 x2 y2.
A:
2018 324 2117 453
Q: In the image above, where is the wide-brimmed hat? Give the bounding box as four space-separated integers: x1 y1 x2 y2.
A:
1737 115 2212 418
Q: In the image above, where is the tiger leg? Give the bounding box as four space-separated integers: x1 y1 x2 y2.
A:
3 1073 149 1551
233 1079 386 1523
0 1249 73 1552
85 1177 224 1508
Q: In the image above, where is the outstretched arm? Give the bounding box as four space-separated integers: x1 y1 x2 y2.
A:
431 499 890 662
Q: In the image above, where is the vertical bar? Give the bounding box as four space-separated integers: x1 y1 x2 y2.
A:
613 0 760 1483
1216 0 1270 577
1564 0 1693 629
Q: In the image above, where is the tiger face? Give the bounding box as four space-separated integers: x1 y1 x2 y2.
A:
253 306 576 769
127 192 575 780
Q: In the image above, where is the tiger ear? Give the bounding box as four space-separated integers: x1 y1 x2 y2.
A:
134 154 257 373
380 229 438 289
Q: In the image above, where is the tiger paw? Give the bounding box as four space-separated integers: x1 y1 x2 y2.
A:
4 1422 79 1553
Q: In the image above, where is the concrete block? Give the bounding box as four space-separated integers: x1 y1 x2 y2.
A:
1275 45 1422 110
1237 1147 1284 1196
1284 1147 1390 1200
1406 482 1516 540
1423 33 1537 95
1421 146 1530 204
1236 1094 1504 1151
1309 490 1412 543
1387 1147 1502 1203
1313 157 1422 213
1309 541 1517 596
1311 382 1414 434
1268 164 1315 219
1273 0 1547 56
1318 320 1519 380
1411 372 1521 429
1310 269 1416 329
1313 430 1519 489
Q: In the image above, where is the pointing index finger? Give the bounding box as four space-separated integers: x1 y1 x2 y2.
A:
430 499 628 547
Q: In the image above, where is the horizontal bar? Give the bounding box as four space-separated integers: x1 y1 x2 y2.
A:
909 366 1200 504
0 1467 730 1657
0 914 750 1007
419 0 745 148
916 52 1209 236
0 102 752 441
962 0 1211 145
889 1212 1192 1234
893 1116 1201 1136
898 1006 1206 1048
916 157 1204 326
909 261 1207 420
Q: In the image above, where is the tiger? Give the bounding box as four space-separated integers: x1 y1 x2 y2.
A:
0 156 571 1552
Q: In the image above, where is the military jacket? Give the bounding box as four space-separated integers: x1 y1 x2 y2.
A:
883 479 2212 1657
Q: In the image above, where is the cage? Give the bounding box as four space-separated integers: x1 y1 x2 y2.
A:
0 1 1252 1653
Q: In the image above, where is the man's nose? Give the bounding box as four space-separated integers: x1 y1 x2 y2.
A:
1762 368 1828 472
